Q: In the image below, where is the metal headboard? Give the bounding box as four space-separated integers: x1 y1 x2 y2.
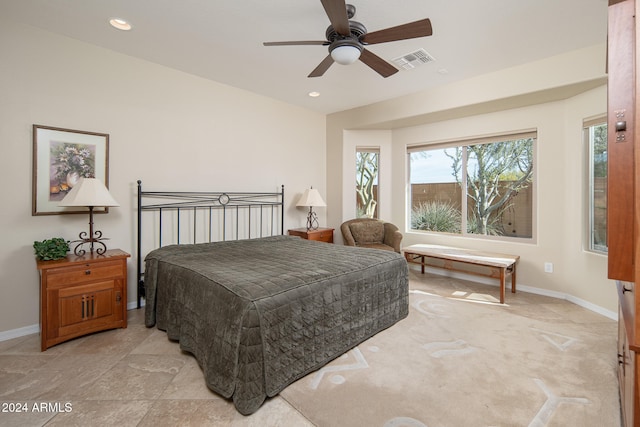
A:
136 180 285 308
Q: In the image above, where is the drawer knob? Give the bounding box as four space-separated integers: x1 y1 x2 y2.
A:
85 270 91 275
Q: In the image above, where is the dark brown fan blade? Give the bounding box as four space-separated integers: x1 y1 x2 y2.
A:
320 0 350 36
308 54 334 78
263 41 328 46
359 49 398 78
361 18 433 45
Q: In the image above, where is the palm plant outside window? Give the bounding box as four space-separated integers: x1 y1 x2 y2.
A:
408 132 535 240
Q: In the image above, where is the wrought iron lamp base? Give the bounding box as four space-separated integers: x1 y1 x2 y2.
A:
306 207 319 230
70 206 110 256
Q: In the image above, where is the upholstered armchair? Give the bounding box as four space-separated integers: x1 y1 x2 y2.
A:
340 218 403 253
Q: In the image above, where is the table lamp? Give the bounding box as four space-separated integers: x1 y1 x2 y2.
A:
59 177 119 256
296 187 326 230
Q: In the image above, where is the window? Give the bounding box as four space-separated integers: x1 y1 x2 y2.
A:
408 131 536 239
356 148 379 218
584 118 607 253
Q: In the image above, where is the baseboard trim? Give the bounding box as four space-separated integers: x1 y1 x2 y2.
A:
127 300 144 311
0 324 39 342
414 265 618 321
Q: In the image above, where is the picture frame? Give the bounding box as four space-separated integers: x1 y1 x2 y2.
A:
32 125 110 216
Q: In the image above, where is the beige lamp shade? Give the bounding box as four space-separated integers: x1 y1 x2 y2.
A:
297 188 325 230
58 178 119 256
59 178 119 207
296 188 326 207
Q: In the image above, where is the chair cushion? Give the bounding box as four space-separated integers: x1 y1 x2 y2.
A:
360 242 395 251
349 221 384 245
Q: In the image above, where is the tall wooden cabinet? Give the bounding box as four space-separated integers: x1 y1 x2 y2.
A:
608 1 640 425
36 249 130 351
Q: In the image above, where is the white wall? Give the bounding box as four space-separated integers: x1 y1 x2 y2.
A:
0 20 326 335
327 44 616 316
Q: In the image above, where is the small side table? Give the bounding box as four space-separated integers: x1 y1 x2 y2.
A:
288 227 334 243
36 249 130 351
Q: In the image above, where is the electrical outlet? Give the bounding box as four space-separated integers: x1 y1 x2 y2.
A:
544 262 554 273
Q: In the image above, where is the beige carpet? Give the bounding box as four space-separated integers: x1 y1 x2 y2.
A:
280 272 621 427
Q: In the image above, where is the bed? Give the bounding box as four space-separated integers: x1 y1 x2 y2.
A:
137 181 409 415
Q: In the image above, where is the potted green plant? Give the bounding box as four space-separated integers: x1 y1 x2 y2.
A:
33 238 70 261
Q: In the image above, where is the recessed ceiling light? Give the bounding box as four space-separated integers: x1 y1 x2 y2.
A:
308 91 320 98
109 18 132 31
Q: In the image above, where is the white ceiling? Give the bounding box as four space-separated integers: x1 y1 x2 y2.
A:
2 0 608 114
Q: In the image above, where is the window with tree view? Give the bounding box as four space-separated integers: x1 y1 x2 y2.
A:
356 149 379 218
585 119 607 253
409 132 535 239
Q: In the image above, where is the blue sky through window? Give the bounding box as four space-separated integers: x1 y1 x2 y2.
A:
410 149 457 184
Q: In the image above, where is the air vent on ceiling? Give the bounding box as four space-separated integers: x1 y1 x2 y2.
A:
392 48 435 70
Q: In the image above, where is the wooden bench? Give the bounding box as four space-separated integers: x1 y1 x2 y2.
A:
403 244 520 304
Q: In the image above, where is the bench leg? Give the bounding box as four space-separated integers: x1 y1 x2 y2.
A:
511 263 517 294
500 268 505 304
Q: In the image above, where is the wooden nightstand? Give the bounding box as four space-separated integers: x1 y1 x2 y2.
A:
36 249 130 351
288 227 334 243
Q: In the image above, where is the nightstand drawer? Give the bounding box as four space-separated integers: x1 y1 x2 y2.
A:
309 230 333 243
288 227 334 243
46 260 124 288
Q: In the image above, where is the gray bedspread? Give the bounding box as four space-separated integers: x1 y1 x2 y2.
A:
144 235 408 414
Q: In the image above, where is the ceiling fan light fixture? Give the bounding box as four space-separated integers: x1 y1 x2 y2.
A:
330 40 363 65
109 18 132 31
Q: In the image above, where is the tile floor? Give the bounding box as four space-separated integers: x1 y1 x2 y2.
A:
0 309 314 426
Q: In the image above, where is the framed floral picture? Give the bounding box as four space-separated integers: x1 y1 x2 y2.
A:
32 125 110 215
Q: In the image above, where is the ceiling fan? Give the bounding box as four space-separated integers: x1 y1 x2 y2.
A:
263 0 433 78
